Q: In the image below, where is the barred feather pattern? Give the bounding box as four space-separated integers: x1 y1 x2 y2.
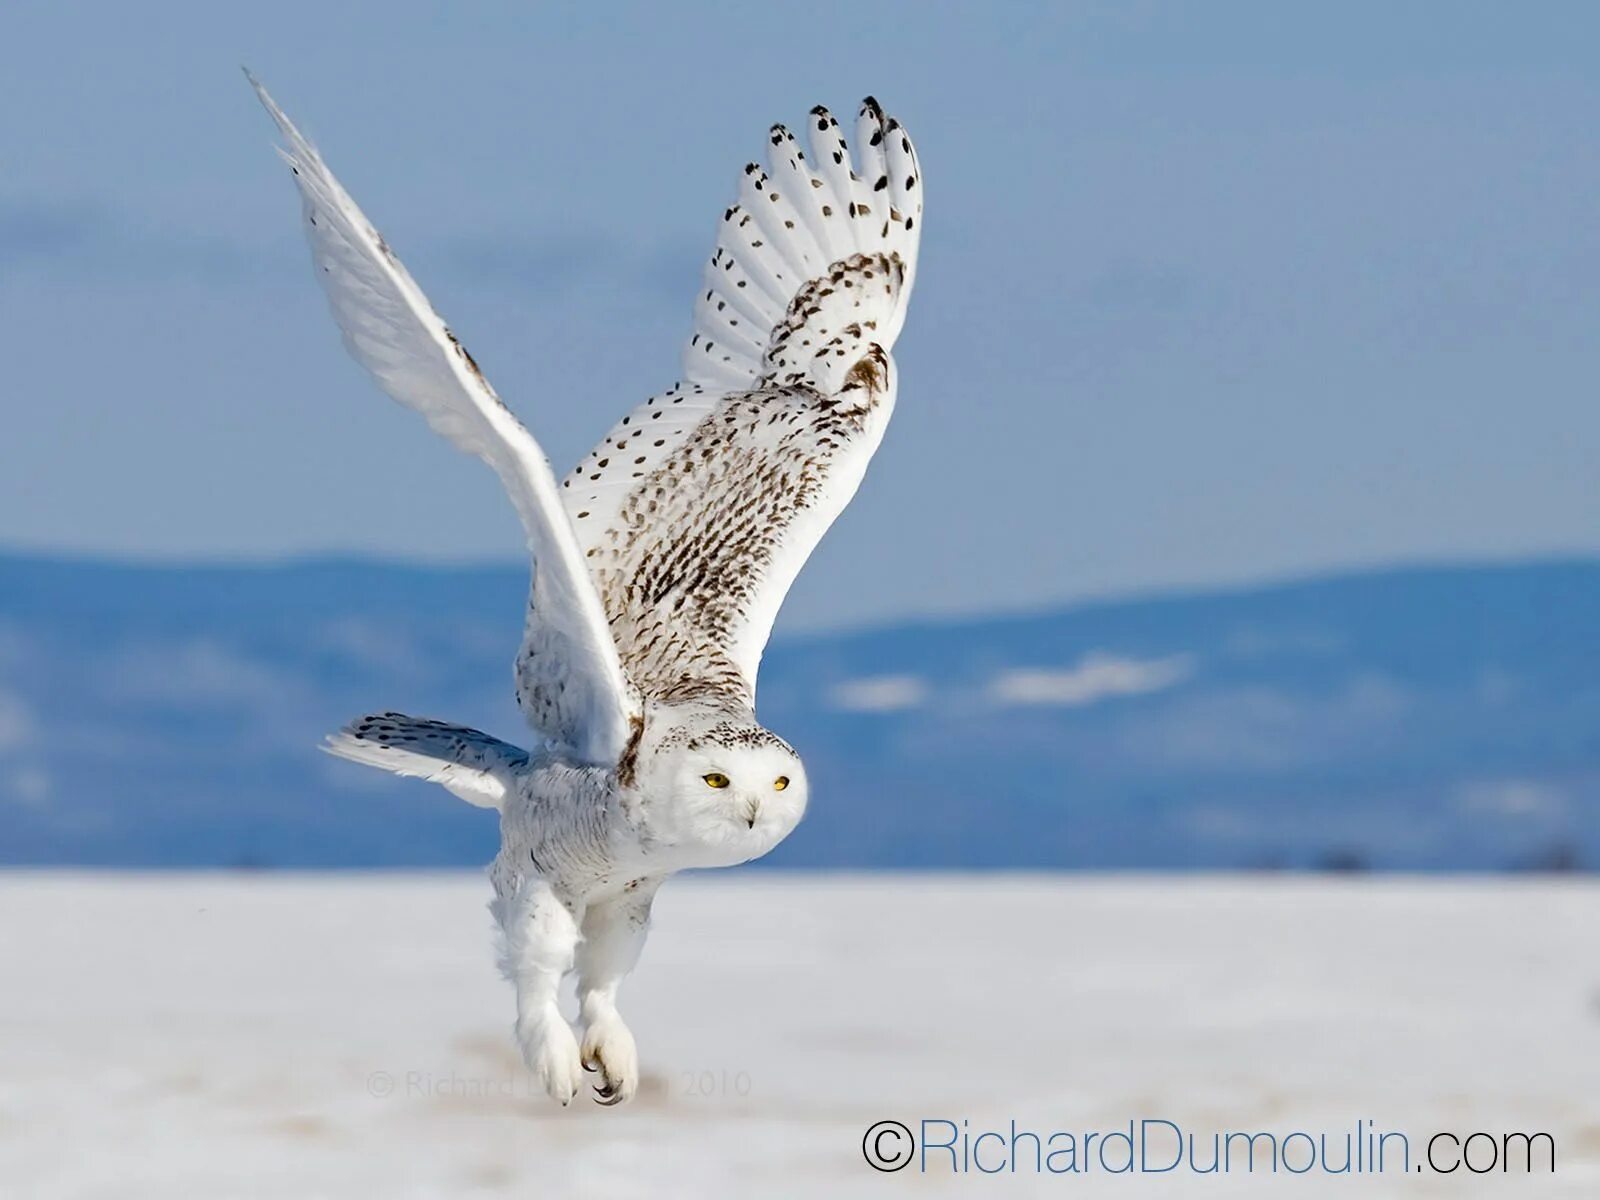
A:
583 353 889 707
562 97 918 705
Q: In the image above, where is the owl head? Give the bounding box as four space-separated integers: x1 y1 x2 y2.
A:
640 718 808 866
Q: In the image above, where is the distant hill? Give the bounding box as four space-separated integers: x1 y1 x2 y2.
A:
0 554 1594 870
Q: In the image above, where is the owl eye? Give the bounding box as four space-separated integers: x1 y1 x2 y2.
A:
702 772 730 789
773 776 790 791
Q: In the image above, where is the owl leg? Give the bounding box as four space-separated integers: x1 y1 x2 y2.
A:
496 877 584 1105
575 878 662 1106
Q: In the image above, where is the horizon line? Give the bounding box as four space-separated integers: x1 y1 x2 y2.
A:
1 545 1594 640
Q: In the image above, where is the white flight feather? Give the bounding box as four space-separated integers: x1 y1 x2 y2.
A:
248 73 638 763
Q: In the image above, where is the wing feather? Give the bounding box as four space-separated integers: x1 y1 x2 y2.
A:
324 712 528 809
249 74 637 762
566 99 921 706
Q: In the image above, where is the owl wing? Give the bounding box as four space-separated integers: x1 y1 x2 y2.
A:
561 100 922 707
324 712 529 810
250 76 639 764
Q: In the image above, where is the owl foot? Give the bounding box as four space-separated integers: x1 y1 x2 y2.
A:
581 1014 639 1106
516 1012 585 1106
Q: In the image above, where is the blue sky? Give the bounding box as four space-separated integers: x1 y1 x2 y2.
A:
3 2 1598 628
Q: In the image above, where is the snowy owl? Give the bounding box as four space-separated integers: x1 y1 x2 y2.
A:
249 75 920 1106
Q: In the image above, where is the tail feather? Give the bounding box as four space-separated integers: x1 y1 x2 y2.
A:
322 712 528 810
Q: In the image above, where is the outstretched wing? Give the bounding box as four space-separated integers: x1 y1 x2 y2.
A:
561 99 922 708
250 75 638 763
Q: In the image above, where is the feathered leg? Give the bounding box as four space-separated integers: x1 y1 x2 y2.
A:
495 878 584 1105
575 879 662 1106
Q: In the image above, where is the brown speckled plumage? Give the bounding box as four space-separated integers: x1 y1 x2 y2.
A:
581 372 885 707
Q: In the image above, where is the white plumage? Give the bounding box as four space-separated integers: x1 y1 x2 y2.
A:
250 74 921 1106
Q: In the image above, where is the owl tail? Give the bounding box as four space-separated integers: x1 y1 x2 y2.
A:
322 712 529 811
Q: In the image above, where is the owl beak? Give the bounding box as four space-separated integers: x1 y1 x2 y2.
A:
743 797 760 828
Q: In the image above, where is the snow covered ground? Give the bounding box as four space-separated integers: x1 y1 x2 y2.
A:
1 872 1595 1197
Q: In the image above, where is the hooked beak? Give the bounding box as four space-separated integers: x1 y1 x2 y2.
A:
743 797 760 828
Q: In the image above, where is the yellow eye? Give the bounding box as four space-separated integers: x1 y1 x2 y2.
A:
702 772 730 789
773 776 790 791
